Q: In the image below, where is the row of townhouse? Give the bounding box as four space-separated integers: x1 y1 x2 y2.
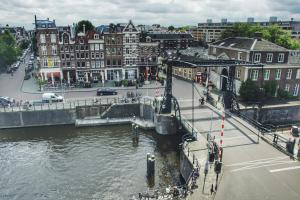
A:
207 33 300 97
34 17 193 84
0 25 30 45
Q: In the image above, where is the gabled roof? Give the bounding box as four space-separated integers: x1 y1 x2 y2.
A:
123 20 138 33
212 37 288 51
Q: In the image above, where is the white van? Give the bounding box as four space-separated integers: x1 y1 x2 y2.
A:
42 93 64 103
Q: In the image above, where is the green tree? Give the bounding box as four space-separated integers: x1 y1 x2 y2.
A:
19 40 30 50
75 20 94 34
239 79 263 102
263 80 277 98
221 23 300 50
168 25 175 31
0 30 16 46
0 31 20 71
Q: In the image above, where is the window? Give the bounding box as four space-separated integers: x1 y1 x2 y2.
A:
91 52 95 59
113 60 116 65
95 44 99 51
95 61 100 68
80 45 85 50
82 62 85 67
80 39 84 44
118 60 122 66
238 52 242 60
278 53 284 62
266 53 273 62
95 53 100 58
52 46 57 55
43 59 48 67
81 53 85 59
94 34 99 39
51 34 56 43
126 48 130 54
264 70 270 80
54 58 59 66
100 44 104 50
66 62 70 67
76 53 80 58
86 53 89 58
64 46 69 51
285 84 290 92
286 69 292 80
296 69 300 79
40 34 46 43
236 69 241 78
41 46 47 55
275 69 281 80
251 70 259 81
91 61 95 68
90 44 94 51
254 53 261 63
100 52 104 59
293 84 299 96
106 59 110 66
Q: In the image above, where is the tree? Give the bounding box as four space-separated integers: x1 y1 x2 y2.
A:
263 80 277 98
0 31 20 71
75 20 94 34
168 25 175 31
239 79 263 102
220 24 300 50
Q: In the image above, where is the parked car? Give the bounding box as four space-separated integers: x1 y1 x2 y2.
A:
0 96 15 107
97 88 117 96
42 93 64 103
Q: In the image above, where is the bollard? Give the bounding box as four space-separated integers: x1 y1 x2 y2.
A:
147 154 155 178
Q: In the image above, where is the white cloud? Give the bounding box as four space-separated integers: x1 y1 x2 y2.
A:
0 0 299 29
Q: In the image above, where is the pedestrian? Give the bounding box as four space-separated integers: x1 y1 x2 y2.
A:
210 184 214 195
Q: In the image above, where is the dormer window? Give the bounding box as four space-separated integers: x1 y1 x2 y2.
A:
80 39 84 44
94 34 99 39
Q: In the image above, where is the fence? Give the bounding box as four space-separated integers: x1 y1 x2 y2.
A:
0 97 154 113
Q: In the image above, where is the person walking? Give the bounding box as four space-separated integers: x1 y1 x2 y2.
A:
210 184 214 195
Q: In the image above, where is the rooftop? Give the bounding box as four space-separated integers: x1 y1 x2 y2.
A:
211 37 288 51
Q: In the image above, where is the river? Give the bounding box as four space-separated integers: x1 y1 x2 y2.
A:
0 125 182 200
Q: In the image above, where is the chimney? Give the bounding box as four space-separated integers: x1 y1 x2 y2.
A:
254 32 262 41
83 24 86 34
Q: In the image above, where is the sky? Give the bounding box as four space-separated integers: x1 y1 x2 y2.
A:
0 0 300 29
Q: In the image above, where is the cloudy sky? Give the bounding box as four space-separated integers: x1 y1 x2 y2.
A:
1 0 300 29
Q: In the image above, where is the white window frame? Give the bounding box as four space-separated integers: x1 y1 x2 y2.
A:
95 44 100 51
90 44 94 51
40 34 46 43
251 70 259 81
286 69 292 80
278 53 284 63
285 84 290 92
275 69 281 80
254 53 261 63
51 34 56 43
266 53 273 62
95 61 100 68
51 45 57 55
296 69 300 79
41 46 47 55
293 84 299 96
264 69 270 80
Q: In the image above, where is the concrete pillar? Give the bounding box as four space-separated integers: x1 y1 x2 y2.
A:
67 71 70 84
51 73 54 86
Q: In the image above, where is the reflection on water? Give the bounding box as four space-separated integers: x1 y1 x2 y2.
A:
0 125 182 200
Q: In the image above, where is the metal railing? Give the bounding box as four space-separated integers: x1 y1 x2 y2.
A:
0 97 154 113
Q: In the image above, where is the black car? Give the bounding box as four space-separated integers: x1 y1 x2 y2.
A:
0 96 15 107
97 88 117 96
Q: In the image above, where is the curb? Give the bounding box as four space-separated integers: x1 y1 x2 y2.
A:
21 84 166 94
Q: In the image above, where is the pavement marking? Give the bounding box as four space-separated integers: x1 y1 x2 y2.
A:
226 156 288 167
269 166 300 173
231 161 296 172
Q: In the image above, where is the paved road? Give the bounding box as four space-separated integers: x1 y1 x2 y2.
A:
172 78 300 200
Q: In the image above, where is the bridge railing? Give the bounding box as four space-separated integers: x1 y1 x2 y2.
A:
0 97 154 113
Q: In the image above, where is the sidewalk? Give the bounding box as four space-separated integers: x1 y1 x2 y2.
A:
21 78 165 94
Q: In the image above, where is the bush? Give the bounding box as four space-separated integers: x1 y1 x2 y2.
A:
239 79 263 102
122 79 128 87
277 89 293 100
263 80 277 98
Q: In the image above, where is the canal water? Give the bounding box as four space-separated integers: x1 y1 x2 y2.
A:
0 125 182 200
